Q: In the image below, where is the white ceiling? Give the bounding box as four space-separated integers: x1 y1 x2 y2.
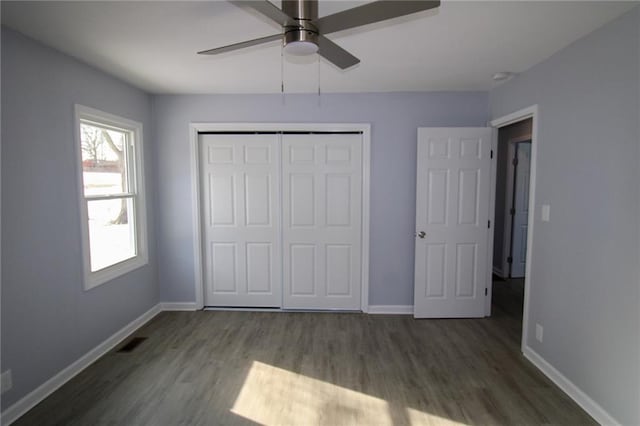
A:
2 1 636 94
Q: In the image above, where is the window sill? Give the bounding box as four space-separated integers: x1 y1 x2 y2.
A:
84 255 149 291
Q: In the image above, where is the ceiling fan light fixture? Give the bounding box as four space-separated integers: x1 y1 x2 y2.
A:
284 40 318 56
284 28 318 56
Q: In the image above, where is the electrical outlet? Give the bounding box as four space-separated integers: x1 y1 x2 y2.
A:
1 370 12 394
535 324 544 343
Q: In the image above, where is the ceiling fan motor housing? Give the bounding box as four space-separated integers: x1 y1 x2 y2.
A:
282 0 318 21
283 0 319 53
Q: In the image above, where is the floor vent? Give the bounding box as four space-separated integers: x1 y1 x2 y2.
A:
117 337 147 353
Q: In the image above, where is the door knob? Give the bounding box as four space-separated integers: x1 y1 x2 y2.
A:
417 231 426 239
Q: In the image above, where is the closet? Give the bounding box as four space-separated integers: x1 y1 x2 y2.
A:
198 131 363 310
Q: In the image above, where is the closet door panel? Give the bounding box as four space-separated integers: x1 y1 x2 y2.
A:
200 134 281 307
282 134 362 310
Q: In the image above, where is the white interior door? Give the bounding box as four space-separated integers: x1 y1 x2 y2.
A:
414 128 492 318
510 142 531 278
282 133 362 310
200 134 281 307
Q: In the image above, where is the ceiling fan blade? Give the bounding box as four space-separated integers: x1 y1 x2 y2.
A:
197 34 282 55
231 0 297 27
314 0 440 35
317 35 360 69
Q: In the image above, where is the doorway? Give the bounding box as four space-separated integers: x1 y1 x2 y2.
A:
489 108 537 350
507 140 531 278
494 120 532 280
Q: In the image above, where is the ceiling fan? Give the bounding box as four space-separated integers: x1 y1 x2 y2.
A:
198 0 441 69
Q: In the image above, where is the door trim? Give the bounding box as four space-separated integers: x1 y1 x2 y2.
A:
489 105 538 353
189 122 371 312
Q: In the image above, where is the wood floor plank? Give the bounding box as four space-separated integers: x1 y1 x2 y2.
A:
14 282 596 425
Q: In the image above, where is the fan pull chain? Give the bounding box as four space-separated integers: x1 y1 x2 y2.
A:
317 55 321 106
281 44 285 105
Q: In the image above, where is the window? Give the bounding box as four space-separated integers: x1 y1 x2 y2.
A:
75 105 148 290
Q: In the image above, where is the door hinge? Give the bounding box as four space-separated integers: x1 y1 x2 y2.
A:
488 220 491 228
512 157 519 166
510 208 516 215
490 150 494 159
507 256 513 264
485 288 488 296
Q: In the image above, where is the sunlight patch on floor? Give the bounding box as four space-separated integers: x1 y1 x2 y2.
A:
406 406 468 426
231 361 468 425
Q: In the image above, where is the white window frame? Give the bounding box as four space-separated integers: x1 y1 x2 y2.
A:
74 104 148 290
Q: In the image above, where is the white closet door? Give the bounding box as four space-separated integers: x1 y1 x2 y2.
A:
200 134 281 307
282 134 362 310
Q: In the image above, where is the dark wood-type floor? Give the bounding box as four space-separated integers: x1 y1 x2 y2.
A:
14 279 595 425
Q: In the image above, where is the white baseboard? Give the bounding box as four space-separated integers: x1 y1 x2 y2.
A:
160 302 199 311
523 345 620 426
1 304 162 426
367 305 413 315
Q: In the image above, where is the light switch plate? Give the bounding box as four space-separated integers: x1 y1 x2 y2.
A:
541 204 550 222
535 324 544 343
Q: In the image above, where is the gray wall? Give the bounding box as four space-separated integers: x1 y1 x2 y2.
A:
153 92 489 305
490 7 640 425
1 28 158 409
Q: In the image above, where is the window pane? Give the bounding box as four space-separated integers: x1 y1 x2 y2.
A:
80 123 128 196
88 198 136 272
